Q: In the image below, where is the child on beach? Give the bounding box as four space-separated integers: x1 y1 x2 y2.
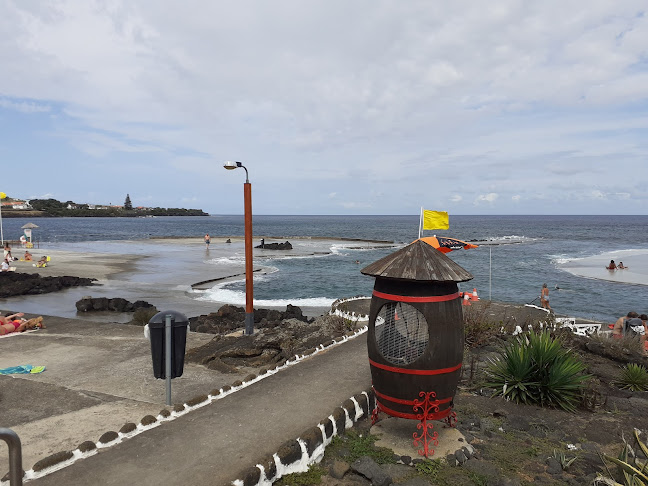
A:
204 234 211 249
36 256 48 268
1 257 15 272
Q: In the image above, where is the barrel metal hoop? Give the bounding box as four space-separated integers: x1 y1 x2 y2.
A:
372 290 460 302
373 387 453 407
369 359 462 376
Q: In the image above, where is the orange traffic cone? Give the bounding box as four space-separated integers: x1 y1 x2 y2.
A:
462 293 471 306
471 288 479 301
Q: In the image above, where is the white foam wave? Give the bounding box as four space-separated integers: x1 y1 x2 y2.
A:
207 256 245 265
550 254 583 265
197 286 334 307
476 235 533 245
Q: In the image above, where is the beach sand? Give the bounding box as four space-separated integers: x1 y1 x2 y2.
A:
560 249 648 287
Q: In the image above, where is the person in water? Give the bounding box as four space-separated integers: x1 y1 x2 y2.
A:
606 260 617 270
204 234 210 249
618 262 628 269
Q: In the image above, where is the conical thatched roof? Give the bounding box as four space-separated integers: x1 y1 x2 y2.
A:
361 240 473 282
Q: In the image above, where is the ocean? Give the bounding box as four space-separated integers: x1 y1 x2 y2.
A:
2 215 647 323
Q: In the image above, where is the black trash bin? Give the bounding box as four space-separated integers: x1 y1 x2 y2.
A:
148 310 189 379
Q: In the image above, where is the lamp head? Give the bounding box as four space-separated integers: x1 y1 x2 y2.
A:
224 161 242 170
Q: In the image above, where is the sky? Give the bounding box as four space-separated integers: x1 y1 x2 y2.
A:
0 1 647 215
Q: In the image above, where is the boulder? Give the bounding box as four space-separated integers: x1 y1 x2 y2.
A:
255 241 293 250
75 297 155 313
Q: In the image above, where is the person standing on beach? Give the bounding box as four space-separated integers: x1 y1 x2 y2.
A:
204 234 211 249
540 283 551 310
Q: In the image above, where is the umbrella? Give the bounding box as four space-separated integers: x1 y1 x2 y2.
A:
416 236 479 253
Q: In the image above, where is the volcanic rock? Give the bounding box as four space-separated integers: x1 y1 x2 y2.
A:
75 297 156 313
0 272 96 298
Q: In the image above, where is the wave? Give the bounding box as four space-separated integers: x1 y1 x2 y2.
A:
472 235 534 245
206 254 247 264
197 285 335 308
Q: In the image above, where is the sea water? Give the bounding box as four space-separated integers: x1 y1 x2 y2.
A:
2 215 647 323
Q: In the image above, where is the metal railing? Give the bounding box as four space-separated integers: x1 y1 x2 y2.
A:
0 428 22 485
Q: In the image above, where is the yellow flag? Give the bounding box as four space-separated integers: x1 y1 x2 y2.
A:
0 192 6 199
422 210 449 230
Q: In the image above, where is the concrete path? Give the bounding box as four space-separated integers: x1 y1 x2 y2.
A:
29 333 371 486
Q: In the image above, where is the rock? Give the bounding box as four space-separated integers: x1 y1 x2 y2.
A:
0 272 95 298
351 456 391 486
75 296 155 313
329 459 350 479
185 311 349 370
255 241 293 250
545 456 563 475
454 449 468 464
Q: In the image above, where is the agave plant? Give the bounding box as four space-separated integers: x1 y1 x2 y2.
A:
616 364 648 392
596 429 648 485
485 330 590 412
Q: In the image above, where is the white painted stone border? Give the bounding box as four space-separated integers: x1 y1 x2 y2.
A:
0 326 369 485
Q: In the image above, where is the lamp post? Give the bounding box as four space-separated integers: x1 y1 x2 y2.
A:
224 161 254 335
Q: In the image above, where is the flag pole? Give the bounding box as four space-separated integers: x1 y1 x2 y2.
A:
418 207 423 239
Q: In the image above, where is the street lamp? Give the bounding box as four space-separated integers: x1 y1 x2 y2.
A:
224 161 254 335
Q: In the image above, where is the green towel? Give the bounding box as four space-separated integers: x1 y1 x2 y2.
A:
0 365 46 375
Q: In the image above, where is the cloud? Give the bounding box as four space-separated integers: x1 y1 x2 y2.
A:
0 1 646 214
0 97 51 113
475 193 499 205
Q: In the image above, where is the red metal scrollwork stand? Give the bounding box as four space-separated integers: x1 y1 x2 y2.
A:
412 391 441 458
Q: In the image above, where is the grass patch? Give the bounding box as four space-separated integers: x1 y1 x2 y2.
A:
414 459 443 480
274 464 326 486
326 430 396 465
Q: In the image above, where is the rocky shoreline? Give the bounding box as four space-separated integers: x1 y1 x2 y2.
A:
0 272 96 298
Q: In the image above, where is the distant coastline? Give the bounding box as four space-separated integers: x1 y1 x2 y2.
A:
1 208 208 218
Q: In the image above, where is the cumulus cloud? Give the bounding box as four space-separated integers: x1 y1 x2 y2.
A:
475 193 499 204
450 195 462 202
512 195 521 202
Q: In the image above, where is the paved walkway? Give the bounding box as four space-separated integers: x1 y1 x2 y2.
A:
30 334 371 486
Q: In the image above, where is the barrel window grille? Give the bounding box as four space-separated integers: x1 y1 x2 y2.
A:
375 302 428 365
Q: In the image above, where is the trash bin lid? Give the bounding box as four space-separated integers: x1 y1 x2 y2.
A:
149 310 189 327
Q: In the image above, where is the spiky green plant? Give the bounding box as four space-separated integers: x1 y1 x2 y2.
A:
596 429 648 485
552 449 577 470
616 364 648 392
485 330 590 412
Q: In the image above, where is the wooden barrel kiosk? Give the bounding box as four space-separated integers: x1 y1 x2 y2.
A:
361 239 473 457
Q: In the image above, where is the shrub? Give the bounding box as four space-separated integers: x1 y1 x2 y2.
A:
616 364 648 392
589 333 645 360
485 330 590 412
597 429 648 485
